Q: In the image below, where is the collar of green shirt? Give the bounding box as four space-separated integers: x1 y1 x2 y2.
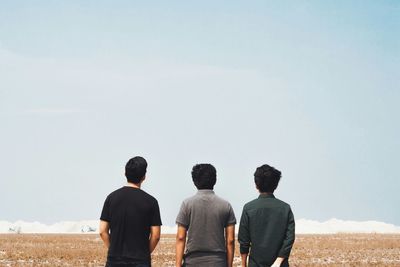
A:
258 193 275 199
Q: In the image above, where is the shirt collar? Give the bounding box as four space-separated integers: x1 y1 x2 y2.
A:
196 189 215 195
258 193 275 199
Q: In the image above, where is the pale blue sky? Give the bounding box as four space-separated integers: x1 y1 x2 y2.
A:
0 1 399 225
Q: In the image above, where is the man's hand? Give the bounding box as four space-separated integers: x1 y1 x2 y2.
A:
241 253 248 267
271 257 284 267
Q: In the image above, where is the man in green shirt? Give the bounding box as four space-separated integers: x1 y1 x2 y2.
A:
238 164 295 267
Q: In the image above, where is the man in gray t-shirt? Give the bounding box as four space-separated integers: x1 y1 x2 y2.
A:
176 164 236 267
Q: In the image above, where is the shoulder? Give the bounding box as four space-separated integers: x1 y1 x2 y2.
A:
180 194 198 206
273 197 292 209
139 189 159 203
105 187 125 199
177 195 197 216
273 197 293 215
213 194 233 208
242 198 258 210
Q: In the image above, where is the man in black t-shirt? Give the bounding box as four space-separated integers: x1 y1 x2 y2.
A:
99 156 162 267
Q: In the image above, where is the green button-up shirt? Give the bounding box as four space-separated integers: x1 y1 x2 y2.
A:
238 194 295 267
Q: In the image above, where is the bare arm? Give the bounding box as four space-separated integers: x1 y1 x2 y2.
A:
175 225 187 267
99 220 110 248
225 224 235 267
241 253 248 267
271 257 284 267
149 225 161 253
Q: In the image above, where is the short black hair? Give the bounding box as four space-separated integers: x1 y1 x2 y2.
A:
192 164 217 190
254 164 281 193
125 156 147 184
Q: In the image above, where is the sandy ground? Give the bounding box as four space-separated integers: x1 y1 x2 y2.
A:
0 234 399 266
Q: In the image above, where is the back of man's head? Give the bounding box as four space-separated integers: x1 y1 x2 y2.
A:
125 156 147 184
254 164 281 193
192 163 217 190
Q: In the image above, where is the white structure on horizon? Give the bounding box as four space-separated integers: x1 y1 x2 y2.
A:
8 226 21 234
81 225 96 233
1 219 400 234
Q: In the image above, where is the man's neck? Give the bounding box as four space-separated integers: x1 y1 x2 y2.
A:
126 182 141 189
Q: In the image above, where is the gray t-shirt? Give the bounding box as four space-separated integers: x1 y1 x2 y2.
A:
176 190 236 259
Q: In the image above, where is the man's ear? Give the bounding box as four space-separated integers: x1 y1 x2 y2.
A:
141 175 146 183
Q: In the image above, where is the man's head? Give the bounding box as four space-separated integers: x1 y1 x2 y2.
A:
192 163 217 190
254 164 281 193
125 156 147 184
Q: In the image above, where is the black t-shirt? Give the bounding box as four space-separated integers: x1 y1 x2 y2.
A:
100 187 162 265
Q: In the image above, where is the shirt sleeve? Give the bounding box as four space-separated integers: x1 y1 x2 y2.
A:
225 203 237 226
100 195 111 222
175 201 190 228
278 207 296 258
238 206 250 254
151 200 162 226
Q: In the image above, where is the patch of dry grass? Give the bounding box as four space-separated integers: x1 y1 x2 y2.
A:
0 234 399 266
291 234 400 266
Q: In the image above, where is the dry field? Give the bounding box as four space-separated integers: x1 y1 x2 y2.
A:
0 234 399 266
